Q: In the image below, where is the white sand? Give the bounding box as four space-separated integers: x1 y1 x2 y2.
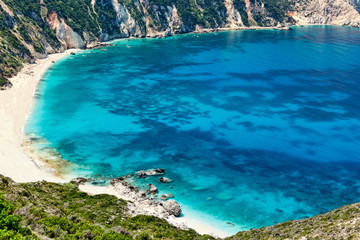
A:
0 51 75 183
0 50 230 238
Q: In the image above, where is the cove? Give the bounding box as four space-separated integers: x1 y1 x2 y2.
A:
26 25 360 235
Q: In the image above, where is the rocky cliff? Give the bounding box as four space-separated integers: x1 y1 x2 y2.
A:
292 0 360 26
0 0 360 86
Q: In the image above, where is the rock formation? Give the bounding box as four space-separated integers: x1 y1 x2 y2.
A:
1 0 360 85
293 0 360 26
160 177 172 183
163 200 182 217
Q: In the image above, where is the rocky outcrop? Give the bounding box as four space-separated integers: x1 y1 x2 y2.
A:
136 170 147 179
160 177 172 183
225 0 244 27
146 168 165 176
109 177 187 231
163 200 182 217
47 11 85 49
148 183 158 194
72 177 93 185
293 0 360 27
2 0 360 87
111 0 143 38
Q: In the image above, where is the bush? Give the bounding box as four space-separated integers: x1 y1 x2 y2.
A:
0 195 37 239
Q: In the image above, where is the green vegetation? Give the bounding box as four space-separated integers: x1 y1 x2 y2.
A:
233 0 250 26
0 0 297 86
259 0 294 23
2 172 360 239
227 202 360 240
0 195 37 239
0 175 214 239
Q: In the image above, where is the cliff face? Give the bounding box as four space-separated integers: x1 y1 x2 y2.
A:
0 0 360 86
293 0 360 26
47 11 86 49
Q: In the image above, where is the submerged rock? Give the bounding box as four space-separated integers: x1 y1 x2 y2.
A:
163 199 182 217
160 193 174 200
160 177 172 183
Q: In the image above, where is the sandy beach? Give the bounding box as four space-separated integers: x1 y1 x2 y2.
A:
0 51 74 183
0 50 229 238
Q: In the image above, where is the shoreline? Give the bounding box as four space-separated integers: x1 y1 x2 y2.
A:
0 50 75 183
0 49 230 238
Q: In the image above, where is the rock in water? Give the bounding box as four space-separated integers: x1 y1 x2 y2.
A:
148 183 158 194
146 168 165 176
136 170 147 178
161 193 174 200
160 177 172 183
155 168 165 174
110 176 125 185
163 200 182 217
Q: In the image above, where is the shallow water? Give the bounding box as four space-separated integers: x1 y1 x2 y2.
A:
27 26 360 234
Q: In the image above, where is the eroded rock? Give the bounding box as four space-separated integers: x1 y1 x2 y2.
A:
148 183 158 194
163 199 182 217
160 177 172 183
136 170 147 178
72 177 93 185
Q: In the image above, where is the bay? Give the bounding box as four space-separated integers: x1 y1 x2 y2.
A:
26 25 360 235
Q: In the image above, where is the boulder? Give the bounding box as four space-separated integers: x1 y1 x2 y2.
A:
160 193 174 200
147 183 158 194
154 168 165 174
72 177 92 185
136 170 147 178
160 177 172 183
110 176 125 186
146 168 165 176
161 194 169 200
163 200 182 217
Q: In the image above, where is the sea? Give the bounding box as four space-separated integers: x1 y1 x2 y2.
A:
26 25 360 235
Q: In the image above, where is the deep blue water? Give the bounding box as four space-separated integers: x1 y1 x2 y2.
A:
26 26 360 234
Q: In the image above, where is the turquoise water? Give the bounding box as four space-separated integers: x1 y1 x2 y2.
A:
27 26 360 235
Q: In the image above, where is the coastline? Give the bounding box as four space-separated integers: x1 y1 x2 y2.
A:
0 48 230 238
0 50 75 183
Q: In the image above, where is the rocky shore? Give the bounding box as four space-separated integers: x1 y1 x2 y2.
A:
74 169 188 230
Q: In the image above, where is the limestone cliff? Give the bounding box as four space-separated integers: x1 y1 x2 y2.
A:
47 11 86 49
293 0 360 26
1 0 360 86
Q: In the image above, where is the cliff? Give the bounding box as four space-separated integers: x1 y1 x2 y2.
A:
292 0 360 26
1 0 360 87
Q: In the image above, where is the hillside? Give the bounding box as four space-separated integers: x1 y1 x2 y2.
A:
0 175 214 240
2 174 360 239
1 0 360 87
227 204 360 239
